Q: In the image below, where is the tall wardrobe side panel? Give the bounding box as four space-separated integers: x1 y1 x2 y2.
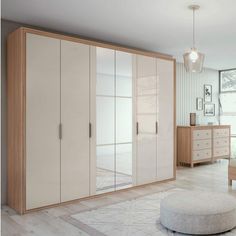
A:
61 40 90 202
26 33 61 210
7 29 25 213
156 59 174 181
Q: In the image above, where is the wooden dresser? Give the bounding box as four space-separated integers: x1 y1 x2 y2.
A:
177 125 231 167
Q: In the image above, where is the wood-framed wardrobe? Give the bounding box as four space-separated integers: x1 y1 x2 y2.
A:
7 27 176 214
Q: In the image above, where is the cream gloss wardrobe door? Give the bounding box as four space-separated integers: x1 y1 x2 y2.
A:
26 33 60 210
156 59 174 181
136 55 157 185
61 40 90 202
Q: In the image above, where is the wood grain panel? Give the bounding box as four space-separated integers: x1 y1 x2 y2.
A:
177 127 191 165
229 163 236 185
7 28 26 214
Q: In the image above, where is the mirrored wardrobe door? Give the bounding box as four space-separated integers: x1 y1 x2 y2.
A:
95 48 134 194
115 51 133 190
96 47 115 193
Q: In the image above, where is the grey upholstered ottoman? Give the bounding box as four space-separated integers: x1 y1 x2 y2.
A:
160 191 236 235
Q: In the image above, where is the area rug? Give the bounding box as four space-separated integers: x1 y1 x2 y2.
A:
62 188 236 236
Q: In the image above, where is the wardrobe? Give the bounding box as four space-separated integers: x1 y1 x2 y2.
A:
7 27 176 214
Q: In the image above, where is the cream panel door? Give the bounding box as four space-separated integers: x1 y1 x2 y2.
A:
26 33 60 209
136 55 157 185
137 55 156 77
156 59 174 181
61 40 90 202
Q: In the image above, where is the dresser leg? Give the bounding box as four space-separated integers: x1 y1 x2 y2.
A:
228 179 232 186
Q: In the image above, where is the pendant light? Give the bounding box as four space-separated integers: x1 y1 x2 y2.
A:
183 5 205 73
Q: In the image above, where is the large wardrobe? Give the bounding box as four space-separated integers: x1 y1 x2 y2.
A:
7 27 176 214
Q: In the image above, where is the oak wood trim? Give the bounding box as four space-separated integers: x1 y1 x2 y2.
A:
20 27 174 61
228 165 236 186
177 127 191 165
7 28 26 214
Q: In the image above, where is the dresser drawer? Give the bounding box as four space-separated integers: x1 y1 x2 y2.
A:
193 129 211 140
213 137 229 147
193 149 212 161
214 147 229 157
193 139 211 150
213 128 229 138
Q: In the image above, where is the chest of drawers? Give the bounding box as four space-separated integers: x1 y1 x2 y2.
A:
177 125 230 168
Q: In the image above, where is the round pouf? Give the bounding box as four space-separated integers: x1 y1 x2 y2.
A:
160 191 236 235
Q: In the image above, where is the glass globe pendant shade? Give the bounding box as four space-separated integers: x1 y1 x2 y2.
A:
183 5 205 73
183 48 205 73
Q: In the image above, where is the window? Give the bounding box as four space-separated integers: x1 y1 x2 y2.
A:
220 70 236 92
220 69 236 158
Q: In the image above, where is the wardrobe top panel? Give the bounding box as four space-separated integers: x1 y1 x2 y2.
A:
10 27 175 61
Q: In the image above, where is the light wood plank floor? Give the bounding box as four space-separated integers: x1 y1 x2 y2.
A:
2 159 236 236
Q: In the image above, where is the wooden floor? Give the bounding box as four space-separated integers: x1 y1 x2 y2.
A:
2 159 236 236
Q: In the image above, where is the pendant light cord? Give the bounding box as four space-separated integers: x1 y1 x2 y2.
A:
193 7 195 48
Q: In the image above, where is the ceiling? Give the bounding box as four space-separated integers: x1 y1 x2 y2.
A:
2 0 236 70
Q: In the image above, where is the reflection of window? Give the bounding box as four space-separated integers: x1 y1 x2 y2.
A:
220 69 236 157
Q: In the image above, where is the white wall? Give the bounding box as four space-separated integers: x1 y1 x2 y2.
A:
176 62 219 126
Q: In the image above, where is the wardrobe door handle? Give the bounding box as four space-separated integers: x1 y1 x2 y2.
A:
136 122 139 135
59 123 62 139
156 121 158 134
89 123 92 138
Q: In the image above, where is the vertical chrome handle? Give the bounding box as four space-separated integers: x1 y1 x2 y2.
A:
136 122 139 135
59 123 62 139
156 121 158 134
89 123 92 138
